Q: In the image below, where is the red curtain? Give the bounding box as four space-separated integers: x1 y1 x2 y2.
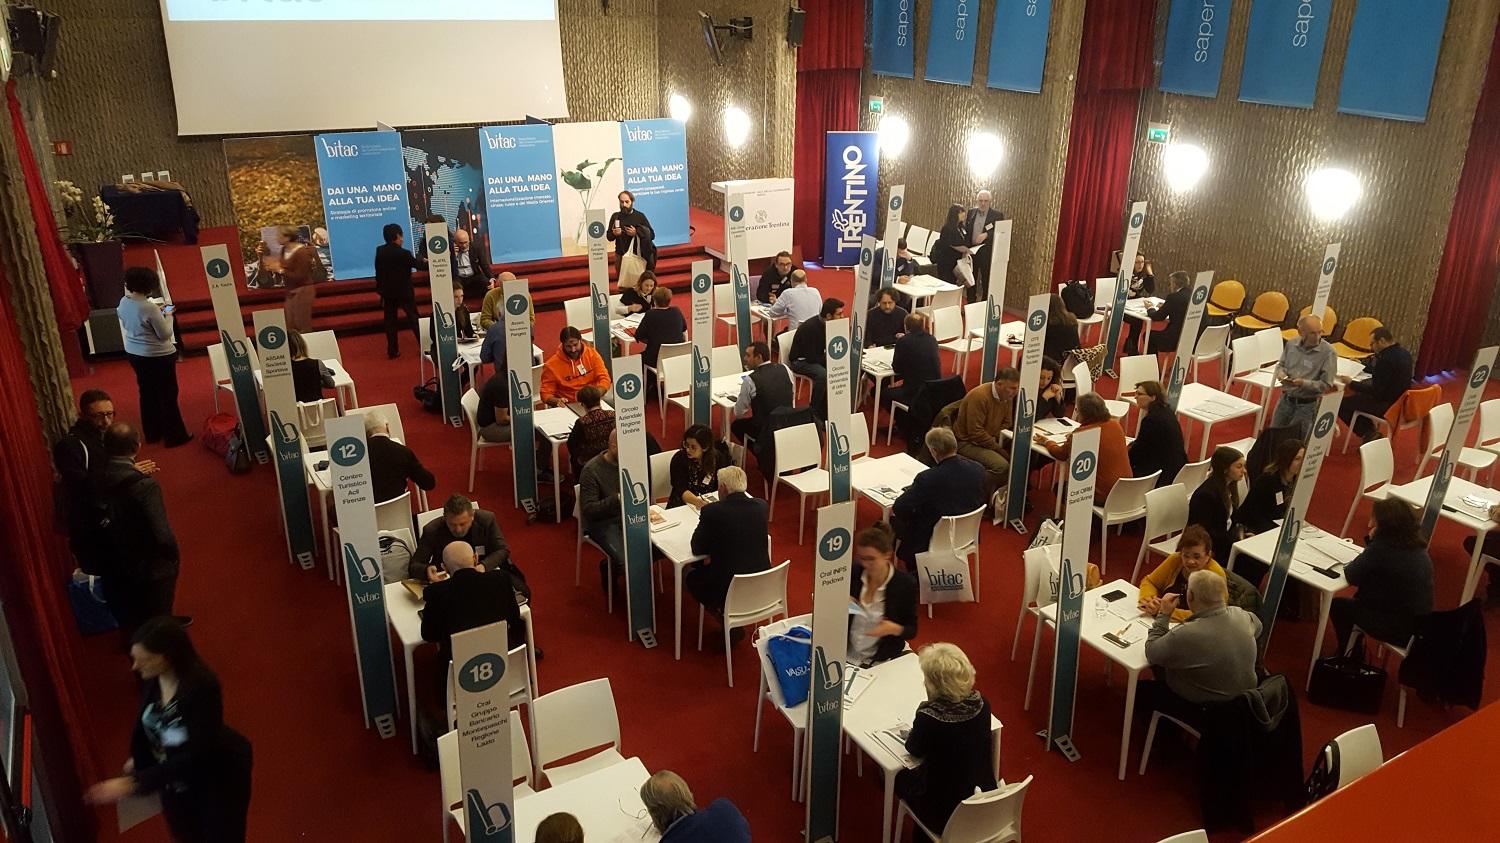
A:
7 79 88 331
1051 0 1157 286
0 256 96 840
1419 17 1500 375
792 0 864 262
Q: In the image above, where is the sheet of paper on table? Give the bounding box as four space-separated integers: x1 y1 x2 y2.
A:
843 667 875 705
1106 598 1144 623
647 506 672 532
870 723 919 769
1191 399 1244 419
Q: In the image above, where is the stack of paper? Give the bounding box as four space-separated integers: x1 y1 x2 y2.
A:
870 724 919 769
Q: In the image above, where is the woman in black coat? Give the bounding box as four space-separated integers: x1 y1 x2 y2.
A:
1187 445 1247 566
896 643 997 832
1231 439 1303 583
1333 497 1435 652
847 523 918 666
930 204 970 284
1035 357 1067 420
1127 380 1187 487
1044 293 1081 364
86 617 253 842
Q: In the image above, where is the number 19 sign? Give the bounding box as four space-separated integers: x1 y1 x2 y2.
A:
806 500 855 843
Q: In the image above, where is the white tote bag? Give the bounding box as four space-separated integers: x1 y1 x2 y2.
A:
953 253 976 288
619 239 647 289
915 549 975 606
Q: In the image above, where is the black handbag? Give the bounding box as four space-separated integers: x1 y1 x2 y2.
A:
1307 634 1386 713
412 378 441 413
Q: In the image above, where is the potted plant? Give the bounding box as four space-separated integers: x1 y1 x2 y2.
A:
56 180 125 307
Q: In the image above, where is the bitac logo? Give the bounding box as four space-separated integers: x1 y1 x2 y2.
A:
481 130 517 150
457 652 506 693
828 337 848 360
617 373 642 400
1314 412 1335 439
924 567 966 592
505 295 528 316
206 258 230 279
1471 364 1491 388
1027 309 1046 332
428 235 448 255
729 205 745 223
1130 212 1144 228
693 273 712 294
331 436 366 468
625 125 654 142
1192 286 1208 305
259 326 285 350
319 137 359 157
1071 451 1096 482
1323 257 1337 275
589 221 606 239
819 527 851 562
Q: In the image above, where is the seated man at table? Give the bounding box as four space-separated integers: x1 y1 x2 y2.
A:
541 326 612 408
478 271 518 331
863 288 909 348
408 495 524 600
566 386 615 478
365 411 436 504
788 298 845 420
1337 327 1413 445
419 540 526 673
475 367 511 444
755 250 796 304
889 313 942 407
1143 569 1262 708
766 269 821 332
640 770 751 843
687 466 770 616
580 430 627 591
729 341 794 446
954 368 1020 506
871 239 921 295
892 428 987 566
449 228 495 300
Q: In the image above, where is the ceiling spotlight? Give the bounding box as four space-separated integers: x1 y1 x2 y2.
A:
1305 167 1363 222
1162 143 1209 193
723 105 751 149
668 93 693 123
966 131 1004 180
878 114 911 158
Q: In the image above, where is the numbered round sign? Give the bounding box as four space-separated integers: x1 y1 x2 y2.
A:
617 373 643 400
206 258 231 279
428 235 448 255
1027 310 1046 332
1471 364 1491 388
818 527 852 562
330 436 366 467
889 195 903 211
693 273 712 294
860 247 873 266
259 326 286 349
505 294 529 316
1070 451 1097 482
588 220 606 239
457 652 506 693
729 205 744 222
1314 412 1336 438
1192 286 1208 305
1130 212 1145 228
828 337 848 360
1323 257 1337 275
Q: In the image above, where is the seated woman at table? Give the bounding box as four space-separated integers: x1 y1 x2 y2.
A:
1128 380 1186 487
635 285 686 370
896 642 998 834
1146 270 1191 354
669 425 729 508
1233 439 1303 583
1333 498 1434 653
1139 525 1227 623
864 287 909 348
534 812 583 843
1187 446 1246 565
1044 293 1081 365
287 330 335 403
640 770 751 842
615 271 659 315
848 522 918 667
1035 356 1066 420
930 204 970 284
1037 393 1129 503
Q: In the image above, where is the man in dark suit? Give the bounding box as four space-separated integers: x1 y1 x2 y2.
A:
364 411 436 505
688 466 771 614
448 228 494 300
756 251 796 304
374 223 426 359
98 422 187 636
420 540 527 667
1338 327 1415 444
409 495 517 587
606 190 656 271
888 314 943 407
966 190 1003 302
891 427 987 565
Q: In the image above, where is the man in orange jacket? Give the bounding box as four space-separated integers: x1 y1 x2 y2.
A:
540 326 612 407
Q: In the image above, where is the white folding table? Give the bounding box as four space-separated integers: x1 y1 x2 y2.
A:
513 756 657 842
850 453 928 520
1387 475 1499 603
646 502 708 661
1176 381 1261 459
892 275 962 310
533 406 585 523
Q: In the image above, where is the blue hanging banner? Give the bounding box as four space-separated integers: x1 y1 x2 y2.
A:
1238 0 1332 109
822 132 880 268
987 0 1054 94
1160 0 1236 98
1338 0 1451 122
314 131 409 280
870 0 916 78
478 123 562 264
620 119 690 248
924 0 980 85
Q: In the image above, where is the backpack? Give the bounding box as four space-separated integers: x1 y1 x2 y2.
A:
224 432 251 474
378 530 414 584
1305 739 1340 803
1060 280 1094 320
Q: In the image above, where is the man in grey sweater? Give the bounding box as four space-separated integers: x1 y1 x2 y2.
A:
1269 314 1338 437
1144 570 1262 706
579 430 625 591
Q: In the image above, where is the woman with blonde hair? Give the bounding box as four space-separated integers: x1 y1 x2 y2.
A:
896 642 997 832
639 770 749 841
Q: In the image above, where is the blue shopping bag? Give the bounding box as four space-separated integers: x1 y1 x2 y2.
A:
766 626 813 706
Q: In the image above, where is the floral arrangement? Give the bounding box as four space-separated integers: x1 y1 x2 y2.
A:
54 180 117 244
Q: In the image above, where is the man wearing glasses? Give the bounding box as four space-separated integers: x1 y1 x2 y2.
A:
53 389 158 571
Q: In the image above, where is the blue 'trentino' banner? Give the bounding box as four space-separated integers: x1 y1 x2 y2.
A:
822 132 880 268
620 119 690 248
478 124 562 264
1160 0 1236 98
1239 0 1332 109
315 131 409 280
1338 0 1451 122
870 0 916 78
987 0 1053 94
924 0 979 85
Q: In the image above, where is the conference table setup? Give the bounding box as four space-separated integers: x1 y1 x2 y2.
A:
892 274 963 310
455 335 545 384
850 451 929 521
512 756 658 842
1386 474 1500 603
1175 381 1263 459
645 497 718 661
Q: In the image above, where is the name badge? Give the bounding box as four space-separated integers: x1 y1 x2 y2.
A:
1275 492 1284 507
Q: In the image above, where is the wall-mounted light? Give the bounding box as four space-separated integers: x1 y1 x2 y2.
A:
1305 167 1363 222
966 131 1004 180
723 105 751 149
1162 142 1209 193
878 113 910 158
668 93 693 123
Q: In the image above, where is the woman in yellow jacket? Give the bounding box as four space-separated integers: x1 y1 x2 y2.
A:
1138 524 1226 623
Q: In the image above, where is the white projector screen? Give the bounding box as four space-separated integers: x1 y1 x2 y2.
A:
158 1 569 136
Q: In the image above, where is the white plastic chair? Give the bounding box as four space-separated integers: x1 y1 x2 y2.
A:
1092 472 1161 577
896 775 1033 843
1340 437 1394 538
207 342 260 413
418 318 435 384
1156 832 1210 843
776 329 813 404
714 283 741 340
1133 484 1188 583
906 225 933 257
564 295 594 340
296 397 339 450
531 678 623 785
649 449 678 504
769 423 829 545
1415 403 1496 481
1018 545 1066 711
573 484 614 612
1138 710 1201 775
1114 354 1159 424
1479 398 1500 456
925 505 986 617
1189 323 1231 385
753 614 812 800
932 305 977 376
1227 335 1276 431
711 344 744 377
658 355 694 433
1071 361 1097 398
1172 458 1213 498
437 724 535 843
460 389 508 491
1327 723 1384 788
699 561 790 687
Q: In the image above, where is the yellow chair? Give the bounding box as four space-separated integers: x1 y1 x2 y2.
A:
1332 317 1383 359
1233 291 1290 332
1206 279 1245 318
1282 305 1339 340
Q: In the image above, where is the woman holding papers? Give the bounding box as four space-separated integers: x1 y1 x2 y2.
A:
930 204 970 284
847 523 918 667
896 643 997 833
1332 498 1434 653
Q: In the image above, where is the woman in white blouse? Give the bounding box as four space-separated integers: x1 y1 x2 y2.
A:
116 267 191 446
847 522 918 667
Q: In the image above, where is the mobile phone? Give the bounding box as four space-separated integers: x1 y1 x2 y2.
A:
1101 589 1127 602
161 305 176 314
1102 632 1132 648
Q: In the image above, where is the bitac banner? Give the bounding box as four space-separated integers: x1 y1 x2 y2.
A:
806 500 855 843
851 236 877 396
987 0 1054 94
1166 272 1212 409
1259 391 1341 647
1239 0 1333 109
1339 0 1451 122
426 223 463 428
1312 243 1340 322
615 356 657 646
690 260 715 427
251 310 316 570
925 0 980 85
881 185 905 288
1005 293 1049 526
1104 202 1148 370
1049 425 1100 760
822 132 880 267
1419 347 1498 550
452 620 516 843
1160 0 1236 98
201 244 268 463
314 130 409 280
478 123 561 264
324 416 399 739
982 220 1013 383
620 118 690 248
825 318 853 504
870 0 916 78
503 279 537 513
585 209 613 373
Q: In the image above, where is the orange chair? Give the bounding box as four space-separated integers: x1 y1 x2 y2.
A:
1333 317 1383 359
1233 291 1290 332
1206 279 1245 319
1282 305 1339 340
1342 383 1441 455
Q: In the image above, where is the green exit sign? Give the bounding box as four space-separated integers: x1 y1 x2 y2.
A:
1146 123 1171 144
868 96 884 115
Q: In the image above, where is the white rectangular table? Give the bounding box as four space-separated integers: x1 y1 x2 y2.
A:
457 338 545 384
861 345 895 439
1387 475 1499 603
646 502 708 661
1176 381 1262 459
253 357 357 409
850 453 928 521
513 756 657 842
534 406 584 523
1120 298 1162 355
749 301 784 341
893 275 962 309
710 372 750 441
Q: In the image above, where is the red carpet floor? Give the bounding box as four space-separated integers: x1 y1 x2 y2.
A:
65 267 1500 842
